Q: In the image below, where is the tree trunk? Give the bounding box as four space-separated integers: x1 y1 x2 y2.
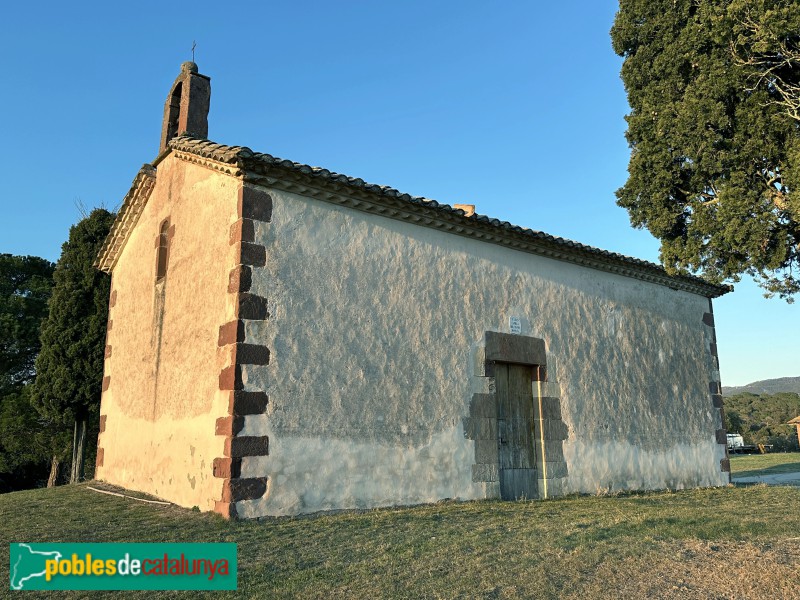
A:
47 455 60 488
70 417 87 484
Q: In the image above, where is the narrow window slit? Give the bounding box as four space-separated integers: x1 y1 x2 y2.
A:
156 220 170 281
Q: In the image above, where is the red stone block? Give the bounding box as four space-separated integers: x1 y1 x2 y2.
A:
218 320 245 346
214 500 237 519
213 457 242 479
219 365 243 391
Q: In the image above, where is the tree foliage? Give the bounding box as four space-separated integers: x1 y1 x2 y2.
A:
0 385 71 491
31 209 115 482
0 255 56 490
0 254 54 394
612 0 800 300
724 391 800 450
730 0 800 123
724 408 745 435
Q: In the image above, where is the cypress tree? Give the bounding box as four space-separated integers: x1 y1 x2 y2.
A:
611 0 800 300
32 209 115 483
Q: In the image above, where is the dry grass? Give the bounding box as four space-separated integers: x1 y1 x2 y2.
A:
1 482 799 599
560 538 800 599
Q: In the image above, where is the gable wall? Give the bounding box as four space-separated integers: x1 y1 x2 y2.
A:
235 186 727 517
96 156 240 509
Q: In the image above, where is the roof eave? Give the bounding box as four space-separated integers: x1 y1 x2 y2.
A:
246 163 731 298
95 165 157 273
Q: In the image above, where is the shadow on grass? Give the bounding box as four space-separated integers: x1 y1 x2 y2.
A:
732 462 800 479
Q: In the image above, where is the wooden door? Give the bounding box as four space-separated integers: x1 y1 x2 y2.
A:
496 363 538 500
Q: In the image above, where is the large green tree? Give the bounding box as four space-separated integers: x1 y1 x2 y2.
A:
0 254 54 394
612 0 800 300
32 209 115 484
0 254 57 490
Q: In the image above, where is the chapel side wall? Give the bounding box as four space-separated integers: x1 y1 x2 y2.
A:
95 156 239 510
235 188 728 518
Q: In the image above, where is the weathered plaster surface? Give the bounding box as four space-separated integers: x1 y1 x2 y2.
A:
236 422 487 518
96 156 238 510
238 187 727 516
563 440 727 494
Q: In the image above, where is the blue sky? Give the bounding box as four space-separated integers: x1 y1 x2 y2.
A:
0 1 795 387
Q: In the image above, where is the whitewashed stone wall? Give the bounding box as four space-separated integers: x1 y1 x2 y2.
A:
235 187 727 517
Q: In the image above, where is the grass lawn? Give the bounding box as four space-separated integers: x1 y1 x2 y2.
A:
2 483 800 599
729 452 800 478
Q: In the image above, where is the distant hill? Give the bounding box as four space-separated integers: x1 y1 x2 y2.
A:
723 376 800 397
